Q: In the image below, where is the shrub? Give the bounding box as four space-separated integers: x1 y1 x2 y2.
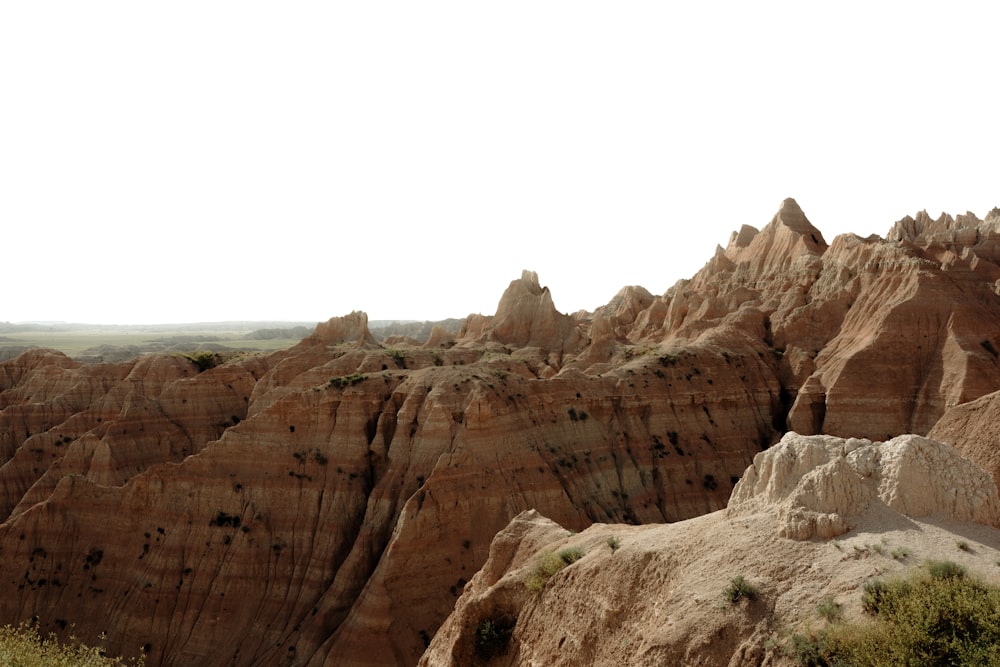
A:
723 575 758 604
328 373 366 389
791 566 1000 665
525 548 584 592
386 349 406 368
0 621 145 666
183 350 216 372
558 547 584 564
890 546 911 561
607 536 621 553
927 559 966 580
474 617 514 661
816 597 842 623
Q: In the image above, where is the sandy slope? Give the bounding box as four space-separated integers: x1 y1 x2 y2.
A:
423 434 1000 666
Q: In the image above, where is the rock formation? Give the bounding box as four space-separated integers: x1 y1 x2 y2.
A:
928 388 1000 490
422 434 1000 666
2 199 1000 665
727 432 1000 540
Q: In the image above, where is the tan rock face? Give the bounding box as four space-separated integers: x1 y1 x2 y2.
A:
2 199 1000 666
423 436 1000 667
0 325 779 665
650 200 1000 440
929 389 1000 490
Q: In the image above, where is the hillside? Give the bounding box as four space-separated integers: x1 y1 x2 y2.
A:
1 199 1000 665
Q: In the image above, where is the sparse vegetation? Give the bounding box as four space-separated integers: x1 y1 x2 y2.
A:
182 350 217 372
474 617 514 661
723 575 758 604
816 597 841 623
788 563 1000 666
524 548 585 592
386 349 407 367
890 546 911 561
927 558 967 580
607 536 621 553
328 373 366 388
558 547 584 564
957 540 973 552
0 621 145 666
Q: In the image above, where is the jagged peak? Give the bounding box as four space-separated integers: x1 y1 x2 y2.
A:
310 310 377 346
518 269 543 293
771 197 827 247
489 271 582 352
887 207 1000 245
727 224 759 249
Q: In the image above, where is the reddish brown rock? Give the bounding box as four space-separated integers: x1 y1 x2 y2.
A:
2 199 1000 666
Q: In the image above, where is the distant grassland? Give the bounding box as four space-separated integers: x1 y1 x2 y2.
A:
0 325 310 361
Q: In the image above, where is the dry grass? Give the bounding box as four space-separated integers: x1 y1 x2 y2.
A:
0 622 145 666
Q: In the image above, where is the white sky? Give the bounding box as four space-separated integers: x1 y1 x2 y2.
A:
2 2 997 325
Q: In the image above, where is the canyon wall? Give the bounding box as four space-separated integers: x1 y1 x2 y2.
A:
1 200 999 665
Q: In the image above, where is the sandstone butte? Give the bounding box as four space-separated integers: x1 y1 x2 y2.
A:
0 199 999 665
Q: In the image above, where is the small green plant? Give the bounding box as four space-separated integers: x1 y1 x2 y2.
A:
927 559 966 580
328 373 366 388
183 350 217 372
524 548 584 592
558 547 584 564
890 546 911 561
387 349 407 367
957 540 973 552
816 597 842 623
607 536 621 553
723 575 758 604
474 617 514 661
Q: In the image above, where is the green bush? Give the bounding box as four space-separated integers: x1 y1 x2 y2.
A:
524 548 585 592
328 373 366 388
927 559 966 580
183 350 217 372
791 566 1000 665
723 575 758 604
816 597 841 623
558 547 584 564
474 618 514 661
0 622 145 666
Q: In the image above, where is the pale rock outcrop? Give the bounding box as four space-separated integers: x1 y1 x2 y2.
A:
929 388 1000 490
424 435 1000 666
727 432 1000 539
310 311 377 346
488 271 584 353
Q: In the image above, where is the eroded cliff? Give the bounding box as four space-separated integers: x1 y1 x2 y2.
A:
2 199 1000 665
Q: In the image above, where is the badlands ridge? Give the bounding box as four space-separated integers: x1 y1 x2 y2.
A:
2 199 1000 665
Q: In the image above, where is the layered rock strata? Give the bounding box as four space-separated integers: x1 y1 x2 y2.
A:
422 434 1000 666
1 200 1000 665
